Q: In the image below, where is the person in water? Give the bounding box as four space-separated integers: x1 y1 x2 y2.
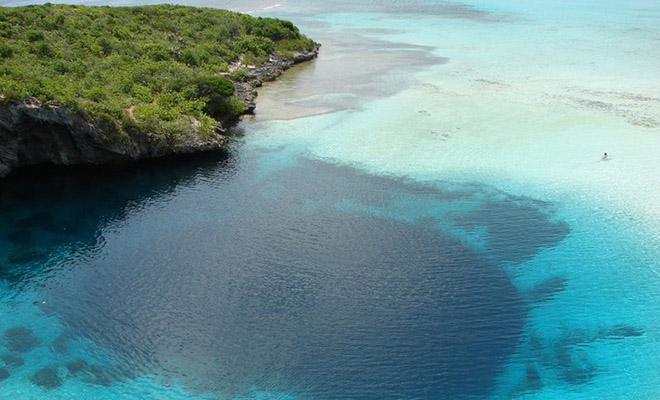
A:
602 152 608 160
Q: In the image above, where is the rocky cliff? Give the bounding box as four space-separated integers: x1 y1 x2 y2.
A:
0 47 318 178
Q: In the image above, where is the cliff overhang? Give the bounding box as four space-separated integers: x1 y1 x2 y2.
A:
0 46 319 178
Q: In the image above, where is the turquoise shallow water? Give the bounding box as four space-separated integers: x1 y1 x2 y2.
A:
1 0 660 399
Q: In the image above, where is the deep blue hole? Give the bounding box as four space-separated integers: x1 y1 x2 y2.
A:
0 152 570 399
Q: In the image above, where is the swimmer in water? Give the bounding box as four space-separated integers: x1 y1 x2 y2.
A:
602 152 608 160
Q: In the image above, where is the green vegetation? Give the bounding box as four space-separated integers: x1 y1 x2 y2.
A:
0 4 316 147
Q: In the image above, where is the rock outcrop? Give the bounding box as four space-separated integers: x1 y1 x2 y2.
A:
233 47 320 114
0 47 319 178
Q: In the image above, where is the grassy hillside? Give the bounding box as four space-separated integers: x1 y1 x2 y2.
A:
0 4 316 147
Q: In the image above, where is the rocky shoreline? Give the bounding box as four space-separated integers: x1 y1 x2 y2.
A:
0 46 319 178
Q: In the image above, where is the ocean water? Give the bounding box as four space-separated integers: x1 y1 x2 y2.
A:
1 0 660 399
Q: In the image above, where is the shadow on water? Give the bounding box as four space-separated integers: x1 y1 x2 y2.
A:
0 150 236 284
0 151 574 399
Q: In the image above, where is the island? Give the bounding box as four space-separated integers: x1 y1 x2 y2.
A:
0 4 319 177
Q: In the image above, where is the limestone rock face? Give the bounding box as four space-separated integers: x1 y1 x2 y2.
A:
0 102 133 177
0 100 224 178
0 46 319 178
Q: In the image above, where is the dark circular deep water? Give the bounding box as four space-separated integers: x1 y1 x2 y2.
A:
0 150 569 399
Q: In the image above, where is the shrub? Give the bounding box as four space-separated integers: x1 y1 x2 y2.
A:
0 22 12 38
179 48 199 66
54 14 65 26
98 37 114 55
149 48 169 61
26 30 45 42
131 85 152 102
235 35 275 57
35 42 55 58
0 43 13 58
196 75 234 98
86 87 106 102
53 60 71 73
277 37 317 54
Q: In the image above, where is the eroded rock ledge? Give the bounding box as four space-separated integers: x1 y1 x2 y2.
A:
0 46 319 178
